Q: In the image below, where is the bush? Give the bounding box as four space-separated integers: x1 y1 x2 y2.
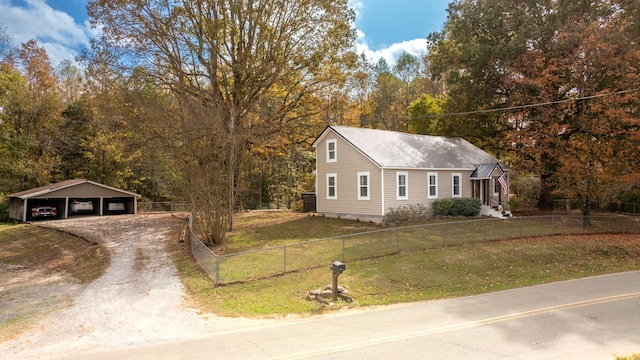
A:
449 198 481 217
383 204 430 224
0 193 9 222
432 199 453 216
433 198 482 217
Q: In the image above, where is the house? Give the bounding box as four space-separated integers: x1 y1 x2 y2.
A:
311 125 510 222
8 179 140 222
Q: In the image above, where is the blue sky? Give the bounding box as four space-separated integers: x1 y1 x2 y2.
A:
0 0 451 66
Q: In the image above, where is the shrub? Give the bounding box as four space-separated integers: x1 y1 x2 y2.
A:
432 198 453 216
383 204 430 224
432 198 482 217
449 198 482 217
0 193 8 222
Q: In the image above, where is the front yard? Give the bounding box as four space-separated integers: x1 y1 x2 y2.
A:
174 211 640 317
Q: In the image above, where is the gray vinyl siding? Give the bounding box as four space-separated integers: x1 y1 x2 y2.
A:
315 128 488 220
316 131 382 217
383 169 475 214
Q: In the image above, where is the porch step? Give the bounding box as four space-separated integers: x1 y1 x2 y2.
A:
481 206 514 219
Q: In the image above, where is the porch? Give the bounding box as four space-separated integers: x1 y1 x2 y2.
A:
471 163 510 218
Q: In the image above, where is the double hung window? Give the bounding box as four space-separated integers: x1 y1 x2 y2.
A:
452 173 461 198
327 174 337 199
397 172 408 200
428 172 438 199
358 172 370 200
327 140 337 162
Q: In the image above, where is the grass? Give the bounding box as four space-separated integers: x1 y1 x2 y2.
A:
170 211 640 317
0 224 110 283
213 213 640 284
0 223 110 339
224 211 379 253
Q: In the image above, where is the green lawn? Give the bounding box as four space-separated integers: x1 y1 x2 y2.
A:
173 212 640 317
211 213 640 284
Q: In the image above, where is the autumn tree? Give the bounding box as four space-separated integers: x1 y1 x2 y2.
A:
57 60 84 105
407 94 441 135
427 0 640 218
88 0 356 245
0 40 64 191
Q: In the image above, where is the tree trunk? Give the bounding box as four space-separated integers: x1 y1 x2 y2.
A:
582 194 592 227
228 110 236 232
537 172 555 211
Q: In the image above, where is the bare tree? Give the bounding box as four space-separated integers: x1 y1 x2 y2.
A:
88 0 355 245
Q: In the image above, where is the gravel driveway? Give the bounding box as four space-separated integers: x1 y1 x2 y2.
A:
0 214 270 359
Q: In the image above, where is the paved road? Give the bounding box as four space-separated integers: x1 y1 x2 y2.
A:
61 271 640 360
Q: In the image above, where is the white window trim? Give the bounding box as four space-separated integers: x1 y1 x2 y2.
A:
357 172 370 200
428 172 438 199
452 173 462 198
326 139 337 163
396 171 408 200
493 177 500 196
327 173 337 200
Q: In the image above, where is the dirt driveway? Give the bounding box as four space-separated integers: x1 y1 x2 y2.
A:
0 214 270 359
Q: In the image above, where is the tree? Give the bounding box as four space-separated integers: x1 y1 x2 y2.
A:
1 40 64 191
427 0 640 218
394 52 423 120
367 58 404 130
407 94 441 135
88 0 356 245
57 60 84 105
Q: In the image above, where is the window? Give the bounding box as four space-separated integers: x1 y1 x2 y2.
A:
327 173 337 199
494 176 500 196
396 172 408 200
428 172 438 199
326 139 337 163
452 173 462 198
358 172 370 200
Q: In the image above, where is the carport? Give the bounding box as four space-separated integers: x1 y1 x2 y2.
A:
8 179 140 222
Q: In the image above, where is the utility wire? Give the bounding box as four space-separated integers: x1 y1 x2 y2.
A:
121 87 640 130
411 88 640 120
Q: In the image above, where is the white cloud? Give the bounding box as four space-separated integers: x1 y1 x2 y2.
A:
356 37 427 66
0 0 91 65
349 0 426 65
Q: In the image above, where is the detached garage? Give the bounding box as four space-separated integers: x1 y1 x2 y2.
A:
8 179 140 222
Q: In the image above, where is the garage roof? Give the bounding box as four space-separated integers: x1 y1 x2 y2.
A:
8 179 140 199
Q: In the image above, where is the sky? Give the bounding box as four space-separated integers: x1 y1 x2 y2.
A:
0 0 451 67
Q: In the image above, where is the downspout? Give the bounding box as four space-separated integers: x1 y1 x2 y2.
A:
381 168 385 216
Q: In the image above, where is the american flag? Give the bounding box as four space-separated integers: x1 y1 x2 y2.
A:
498 173 508 196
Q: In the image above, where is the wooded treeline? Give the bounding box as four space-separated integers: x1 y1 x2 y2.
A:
1 0 639 245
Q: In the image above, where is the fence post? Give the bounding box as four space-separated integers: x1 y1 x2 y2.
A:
441 224 445 248
284 245 287 273
396 229 400 253
552 215 555 235
484 219 487 242
215 255 219 287
519 217 523 238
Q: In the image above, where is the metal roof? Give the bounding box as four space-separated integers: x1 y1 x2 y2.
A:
315 125 509 170
8 179 140 199
470 163 506 179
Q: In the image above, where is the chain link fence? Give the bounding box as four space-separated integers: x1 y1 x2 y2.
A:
137 201 189 215
187 213 640 287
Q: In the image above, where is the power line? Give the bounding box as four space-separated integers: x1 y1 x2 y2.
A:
411 88 640 120
110 87 640 131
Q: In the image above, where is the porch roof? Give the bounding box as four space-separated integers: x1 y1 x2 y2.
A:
470 163 505 180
